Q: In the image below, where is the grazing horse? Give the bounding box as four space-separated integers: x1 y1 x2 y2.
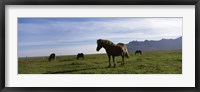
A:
49 53 56 61
96 39 129 67
77 53 84 60
135 50 142 55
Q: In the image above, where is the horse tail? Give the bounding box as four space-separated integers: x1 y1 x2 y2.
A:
124 48 129 58
123 45 129 58
125 52 129 58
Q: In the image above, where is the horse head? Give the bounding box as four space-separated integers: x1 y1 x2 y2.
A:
96 39 103 51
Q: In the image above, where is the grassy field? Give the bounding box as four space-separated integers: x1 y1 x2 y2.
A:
18 50 182 74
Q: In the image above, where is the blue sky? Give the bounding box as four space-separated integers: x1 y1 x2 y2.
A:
18 18 182 57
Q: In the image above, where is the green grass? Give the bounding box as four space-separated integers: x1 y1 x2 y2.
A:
18 50 182 74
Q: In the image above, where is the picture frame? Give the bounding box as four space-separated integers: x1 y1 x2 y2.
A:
0 0 200 92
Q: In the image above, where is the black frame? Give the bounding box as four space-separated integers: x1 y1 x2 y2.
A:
0 0 200 92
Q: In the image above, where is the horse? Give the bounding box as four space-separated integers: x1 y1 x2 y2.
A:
49 53 56 61
135 50 142 55
96 39 129 67
77 53 84 60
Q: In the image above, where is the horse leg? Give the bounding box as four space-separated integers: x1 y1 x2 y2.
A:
49 57 51 62
112 56 116 68
121 55 125 66
108 55 111 67
123 56 125 65
121 56 123 66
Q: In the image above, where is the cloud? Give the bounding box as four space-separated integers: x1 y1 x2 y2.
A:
18 18 182 57
19 17 182 36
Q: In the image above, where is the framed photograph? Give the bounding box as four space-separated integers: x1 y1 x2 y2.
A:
0 0 200 92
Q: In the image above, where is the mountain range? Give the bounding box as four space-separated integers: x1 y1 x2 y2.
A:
126 37 182 52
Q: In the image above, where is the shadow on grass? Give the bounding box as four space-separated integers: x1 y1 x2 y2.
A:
59 59 75 62
43 66 111 74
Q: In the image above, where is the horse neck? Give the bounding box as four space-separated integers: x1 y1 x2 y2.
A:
102 43 115 50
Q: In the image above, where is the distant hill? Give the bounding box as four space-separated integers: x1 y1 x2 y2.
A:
127 37 182 52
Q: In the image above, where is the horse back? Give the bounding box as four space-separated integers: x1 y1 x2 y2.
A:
110 43 128 56
116 43 125 46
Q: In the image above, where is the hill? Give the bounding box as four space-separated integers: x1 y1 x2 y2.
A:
127 37 182 52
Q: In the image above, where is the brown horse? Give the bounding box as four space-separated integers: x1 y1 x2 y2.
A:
96 39 129 67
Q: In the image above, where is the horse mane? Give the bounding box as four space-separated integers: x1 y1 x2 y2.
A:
97 39 116 46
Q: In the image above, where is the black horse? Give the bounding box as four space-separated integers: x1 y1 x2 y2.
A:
77 53 84 60
49 53 56 61
135 50 142 55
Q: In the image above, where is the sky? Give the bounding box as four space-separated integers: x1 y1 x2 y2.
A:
18 18 182 57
